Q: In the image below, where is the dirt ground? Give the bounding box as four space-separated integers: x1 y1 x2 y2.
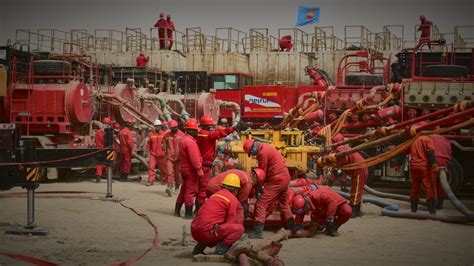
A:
0 177 473 266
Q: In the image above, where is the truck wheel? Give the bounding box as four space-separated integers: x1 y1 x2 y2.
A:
447 158 464 194
33 60 72 75
345 74 384 86
422 65 468 78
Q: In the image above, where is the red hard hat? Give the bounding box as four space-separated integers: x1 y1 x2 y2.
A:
160 12 164 17
243 139 255 155
184 118 199 130
113 122 121 130
200 115 215 126
420 15 426 21
102 117 112 124
169 119 178 128
252 168 266 186
292 195 306 209
162 121 168 126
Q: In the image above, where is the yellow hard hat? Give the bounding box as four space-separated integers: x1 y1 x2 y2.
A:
222 173 241 188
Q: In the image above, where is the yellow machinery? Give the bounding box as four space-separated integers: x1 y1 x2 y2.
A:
230 129 322 171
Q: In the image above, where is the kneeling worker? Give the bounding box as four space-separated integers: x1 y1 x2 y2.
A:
191 173 244 255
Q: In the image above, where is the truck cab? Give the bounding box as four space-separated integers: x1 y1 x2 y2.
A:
209 72 253 119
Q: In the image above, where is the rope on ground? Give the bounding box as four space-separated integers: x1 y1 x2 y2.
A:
111 202 159 266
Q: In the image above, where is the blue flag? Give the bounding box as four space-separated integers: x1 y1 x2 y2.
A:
296 5 320 26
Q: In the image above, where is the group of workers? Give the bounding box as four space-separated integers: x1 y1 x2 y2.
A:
154 12 175 50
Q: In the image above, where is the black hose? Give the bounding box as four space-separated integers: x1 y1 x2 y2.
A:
439 167 474 221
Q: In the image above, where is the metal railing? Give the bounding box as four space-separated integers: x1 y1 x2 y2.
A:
344 25 372 50
215 27 247 53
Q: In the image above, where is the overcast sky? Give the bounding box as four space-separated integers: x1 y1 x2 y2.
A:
1 0 473 46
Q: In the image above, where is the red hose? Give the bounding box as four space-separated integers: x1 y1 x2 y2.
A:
0 252 57 266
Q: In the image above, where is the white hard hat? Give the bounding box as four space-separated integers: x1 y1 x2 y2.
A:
153 119 162 126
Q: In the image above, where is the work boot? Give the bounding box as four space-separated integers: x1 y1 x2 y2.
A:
436 198 444 210
192 242 207 255
165 184 174 197
410 200 418 213
174 202 183 217
194 202 202 215
286 218 299 233
427 200 437 214
351 204 362 218
248 222 264 239
184 205 194 220
215 242 232 255
95 175 101 183
341 180 348 193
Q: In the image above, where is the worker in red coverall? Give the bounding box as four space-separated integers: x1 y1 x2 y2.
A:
95 117 112 183
192 173 244 255
292 186 352 237
154 13 168 49
136 52 150 67
206 169 255 217
195 115 235 213
164 120 184 196
243 139 297 239
430 134 452 210
279 35 293 52
175 118 204 219
166 14 175 50
319 133 367 217
417 15 433 48
146 119 166 186
408 134 438 214
118 120 135 181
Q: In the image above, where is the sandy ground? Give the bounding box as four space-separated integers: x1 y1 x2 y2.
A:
0 177 473 266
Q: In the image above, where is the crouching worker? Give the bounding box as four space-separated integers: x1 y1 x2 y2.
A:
191 173 244 255
292 186 352 237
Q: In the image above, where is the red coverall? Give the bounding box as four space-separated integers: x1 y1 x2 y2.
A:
409 136 436 201
166 19 175 49
164 129 185 188
418 20 433 43
206 169 254 204
254 143 293 224
146 131 166 183
279 35 293 51
154 19 168 49
95 129 106 176
431 135 452 199
177 134 203 207
136 54 150 67
191 189 244 247
118 127 134 175
295 186 352 227
332 134 367 205
196 127 234 205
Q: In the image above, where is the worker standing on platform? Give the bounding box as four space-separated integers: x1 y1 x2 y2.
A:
292 186 352 237
175 118 204 219
430 134 452 210
242 139 297 239
279 35 293 52
136 52 150 67
408 134 438 214
118 120 135 181
195 115 235 213
146 119 166 186
166 14 175 50
417 15 433 48
95 117 112 183
154 13 168 49
332 134 367 217
191 173 244 255
164 120 184 196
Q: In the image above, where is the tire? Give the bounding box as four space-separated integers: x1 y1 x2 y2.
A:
447 158 464 194
345 74 383 86
33 60 72 76
422 65 468 78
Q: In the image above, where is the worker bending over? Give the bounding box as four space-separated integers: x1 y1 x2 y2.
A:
191 173 244 255
243 139 297 239
292 186 352 237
